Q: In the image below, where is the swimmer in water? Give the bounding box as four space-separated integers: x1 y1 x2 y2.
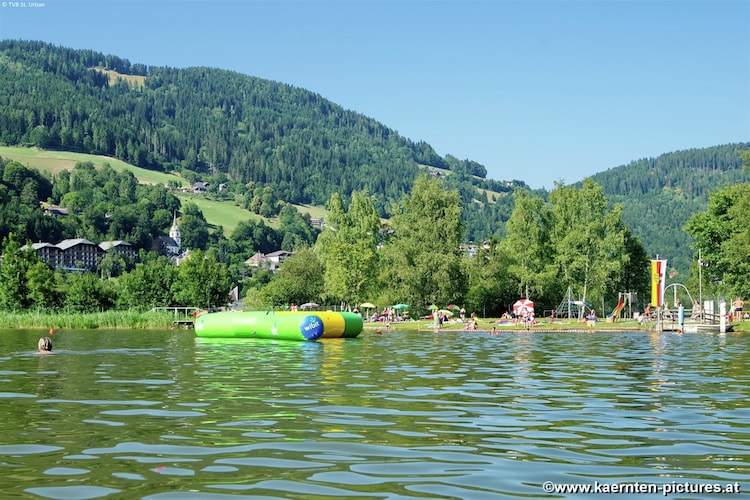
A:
38 336 53 353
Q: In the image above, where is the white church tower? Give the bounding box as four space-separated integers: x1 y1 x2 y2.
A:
169 212 181 249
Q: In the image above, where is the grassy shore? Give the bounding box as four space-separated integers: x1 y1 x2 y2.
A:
364 316 749 334
1 309 745 334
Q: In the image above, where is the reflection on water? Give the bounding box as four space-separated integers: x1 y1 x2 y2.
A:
0 328 749 499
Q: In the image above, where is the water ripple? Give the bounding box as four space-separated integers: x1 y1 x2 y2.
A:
25 486 121 499
1 329 749 499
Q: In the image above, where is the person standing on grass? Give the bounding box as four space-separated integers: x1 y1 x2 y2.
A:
732 298 744 321
586 309 597 331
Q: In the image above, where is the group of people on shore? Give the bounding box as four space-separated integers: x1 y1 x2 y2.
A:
358 306 409 325
499 309 540 329
637 297 746 323
463 310 480 331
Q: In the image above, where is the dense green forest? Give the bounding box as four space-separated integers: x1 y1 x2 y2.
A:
591 144 750 273
0 40 520 242
0 40 748 317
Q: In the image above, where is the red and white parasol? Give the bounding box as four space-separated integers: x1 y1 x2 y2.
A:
513 298 535 315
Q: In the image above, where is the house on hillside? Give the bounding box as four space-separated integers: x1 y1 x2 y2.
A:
460 241 491 258
22 242 62 268
245 250 294 272
43 205 69 217
191 182 209 194
99 240 135 259
55 238 103 272
310 218 325 228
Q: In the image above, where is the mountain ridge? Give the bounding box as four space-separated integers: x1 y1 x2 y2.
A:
1 39 749 274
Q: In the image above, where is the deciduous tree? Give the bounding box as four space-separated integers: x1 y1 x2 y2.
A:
379 175 467 308
117 254 178 309
259 246 324 308
172 249 233 309
315 191 380 308
501 190 554 301
685 182 750 299
549 180 627 312
0 233 36 309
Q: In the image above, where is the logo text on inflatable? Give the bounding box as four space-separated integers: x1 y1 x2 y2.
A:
300 315 324 340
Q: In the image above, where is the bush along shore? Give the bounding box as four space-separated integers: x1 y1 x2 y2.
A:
0 310 179 330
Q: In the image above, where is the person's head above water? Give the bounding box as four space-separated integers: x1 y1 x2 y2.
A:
38 336 53 352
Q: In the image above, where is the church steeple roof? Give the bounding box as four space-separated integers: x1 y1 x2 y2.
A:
169 212 181 248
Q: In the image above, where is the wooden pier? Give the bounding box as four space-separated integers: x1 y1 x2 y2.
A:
149 307 200 329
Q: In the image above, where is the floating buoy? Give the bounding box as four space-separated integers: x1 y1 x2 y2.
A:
49 327 55 335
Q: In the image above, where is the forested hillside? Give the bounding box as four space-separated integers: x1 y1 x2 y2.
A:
0 39 747 274
590 143 750 273
0 40 518 241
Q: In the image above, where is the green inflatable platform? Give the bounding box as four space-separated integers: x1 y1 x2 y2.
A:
194 311 363 341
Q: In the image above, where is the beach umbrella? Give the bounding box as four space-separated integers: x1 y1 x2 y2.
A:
447 304 459 310
427 304 438 311
512 298 534 315
438 309 454 317
300 302 319 310
360 302 376 309
392 303 409 311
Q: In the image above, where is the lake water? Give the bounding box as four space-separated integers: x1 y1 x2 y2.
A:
1 327 749 499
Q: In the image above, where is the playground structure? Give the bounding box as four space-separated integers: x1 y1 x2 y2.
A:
554 287 591 319
607 292 636 322
553 288 639 322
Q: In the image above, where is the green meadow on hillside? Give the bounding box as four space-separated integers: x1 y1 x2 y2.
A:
0 146 327 236
0 146 185 186
174 193 259 236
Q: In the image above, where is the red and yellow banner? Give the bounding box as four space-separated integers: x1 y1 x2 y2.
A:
650 259 667 307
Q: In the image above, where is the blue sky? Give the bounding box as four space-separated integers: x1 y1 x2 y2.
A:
1 0 748 189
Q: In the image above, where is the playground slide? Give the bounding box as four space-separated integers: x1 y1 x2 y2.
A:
607 298 625 323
